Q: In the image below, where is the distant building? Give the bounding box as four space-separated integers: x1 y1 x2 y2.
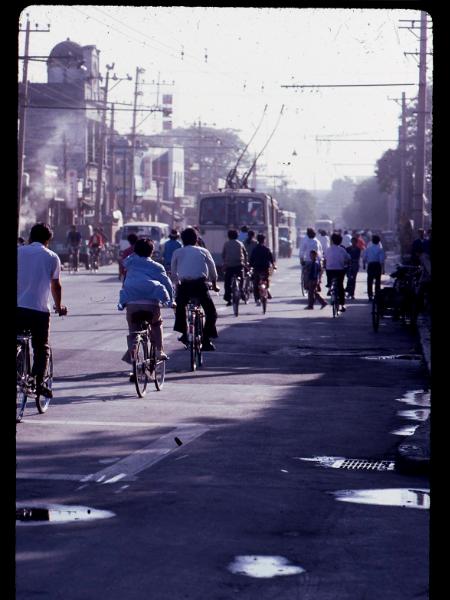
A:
21 39 108 229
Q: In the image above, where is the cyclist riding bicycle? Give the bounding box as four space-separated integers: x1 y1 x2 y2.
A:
222 229 248 306
17 222 67 399
119 238 174 364
88 227 104 265
324 232 350 312
170 227 220 351
66 224 82 271
163 229 182 274
250 233 276 306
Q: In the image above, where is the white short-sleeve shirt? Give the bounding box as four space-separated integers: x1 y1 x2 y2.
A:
17 242 61 313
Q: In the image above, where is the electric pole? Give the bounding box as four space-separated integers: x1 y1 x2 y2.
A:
128 66 145 218
95 63 114 224
17 15 50 234
412 11 428 230
109 103 116 215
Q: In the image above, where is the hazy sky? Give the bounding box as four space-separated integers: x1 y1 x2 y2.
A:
20 5 430 190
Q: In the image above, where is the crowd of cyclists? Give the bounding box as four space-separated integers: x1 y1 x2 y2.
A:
17 219 431 395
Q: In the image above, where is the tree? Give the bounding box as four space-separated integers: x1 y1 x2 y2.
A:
277 188 317 227
342 177 389 229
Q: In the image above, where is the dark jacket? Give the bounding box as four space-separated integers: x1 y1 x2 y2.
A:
250 244 274 271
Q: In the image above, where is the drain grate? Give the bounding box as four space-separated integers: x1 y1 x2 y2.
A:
334 459 395 471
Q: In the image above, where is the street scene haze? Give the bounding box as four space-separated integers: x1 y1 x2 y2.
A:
17 6 432 600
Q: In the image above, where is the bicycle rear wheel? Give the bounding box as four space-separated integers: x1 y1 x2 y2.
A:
133 339 149 397
16 344 29 423
195 314 203 368
35 350 53 414
232 278 240 317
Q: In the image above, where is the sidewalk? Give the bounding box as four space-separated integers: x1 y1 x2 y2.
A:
396 312 431 474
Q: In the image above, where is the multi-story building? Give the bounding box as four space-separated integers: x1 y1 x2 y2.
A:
21 39 108 232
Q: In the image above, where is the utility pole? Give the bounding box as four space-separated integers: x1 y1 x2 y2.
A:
128 67 145 219
109 103 116 215
412 11 428 230
95 63 114 224
17 15 50 234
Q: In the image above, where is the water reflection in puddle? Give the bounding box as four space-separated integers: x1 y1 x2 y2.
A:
16 503 116 526
391 425 419 436
396 389 431 407
228 556 305 578
333 488 430 510
397 409 430 422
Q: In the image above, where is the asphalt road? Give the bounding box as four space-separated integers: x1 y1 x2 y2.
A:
16 255 430 600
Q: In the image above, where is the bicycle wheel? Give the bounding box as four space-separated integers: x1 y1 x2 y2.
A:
195 313 203 368
260 283 268 314
36 350 53 414
232 278 240 317
189 337 196 371
16 343 29 423
372 296 380 332
133 338 149 397
149 343 165 391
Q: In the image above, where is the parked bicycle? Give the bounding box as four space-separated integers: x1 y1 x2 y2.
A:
131 311 166 397
16 332 53 423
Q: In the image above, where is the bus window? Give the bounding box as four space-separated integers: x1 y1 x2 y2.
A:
237 198 265 226
199 197 227 225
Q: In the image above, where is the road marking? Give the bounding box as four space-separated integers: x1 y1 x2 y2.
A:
83 424 210 484
17 424 209 485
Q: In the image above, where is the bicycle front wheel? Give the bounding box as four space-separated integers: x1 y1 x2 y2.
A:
133 340 149 397
150 344 166 391
36 350 53 414
16 344 29 423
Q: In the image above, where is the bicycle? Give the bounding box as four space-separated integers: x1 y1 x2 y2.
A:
230 273 243 317
300 263 307 297
242 267 253 304
67 246 80 273
88 247 100 273
16 332 53 423
131 311 165 397
258 275 269 314
186 297 204 371
329 277 340 318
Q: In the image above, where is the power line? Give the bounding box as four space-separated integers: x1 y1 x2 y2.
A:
281 83 416 89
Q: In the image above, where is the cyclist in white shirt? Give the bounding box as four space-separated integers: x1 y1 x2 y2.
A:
324 232 351 312
17 223 67 398
171 227 220 351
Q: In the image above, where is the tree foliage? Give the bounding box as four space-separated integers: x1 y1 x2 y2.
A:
276 188 317 227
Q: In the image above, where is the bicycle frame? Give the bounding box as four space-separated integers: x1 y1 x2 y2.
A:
187 299 204 371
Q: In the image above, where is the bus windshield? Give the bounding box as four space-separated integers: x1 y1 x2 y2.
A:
199 197 227 226
236 198 265 226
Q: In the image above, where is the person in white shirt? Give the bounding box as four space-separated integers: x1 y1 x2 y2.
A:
299 228 323 263
363 234 385 300
171 227 220 350
324 232 351 311
317 230 330 254
17 222 67 398
342 230 352 248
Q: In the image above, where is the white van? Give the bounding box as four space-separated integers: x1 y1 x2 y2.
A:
119 221 171 261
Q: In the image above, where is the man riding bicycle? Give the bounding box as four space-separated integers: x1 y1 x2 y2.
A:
88 227 104 267
222 229 248 306
66 224 82 271
170 227 220 351
250 233 276 306
17 222 67 398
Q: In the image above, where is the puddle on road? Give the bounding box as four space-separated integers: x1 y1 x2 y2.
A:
228 556 305 578
333 488 430 510
16 503 115 526
396 389 431 407
397 409 430 422
391 425 420 436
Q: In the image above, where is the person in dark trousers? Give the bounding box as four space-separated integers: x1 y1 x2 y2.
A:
304 249 327 309
411 228 425 266
17 223 68 398
363 234 385 301
250 233 276 306
222 229 248 306
171 227 220 351
163 229 182 273
345 237 361 299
